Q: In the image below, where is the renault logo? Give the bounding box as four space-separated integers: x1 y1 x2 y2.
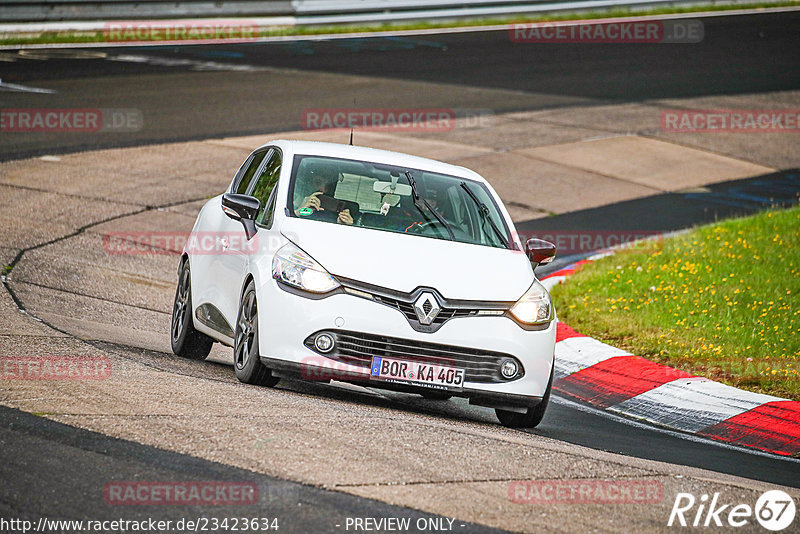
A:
414 292 441 325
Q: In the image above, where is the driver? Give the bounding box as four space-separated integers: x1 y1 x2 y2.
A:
386 182 447 233
295 163 354 226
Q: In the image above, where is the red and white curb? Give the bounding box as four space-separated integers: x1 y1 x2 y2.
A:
540 254 800 457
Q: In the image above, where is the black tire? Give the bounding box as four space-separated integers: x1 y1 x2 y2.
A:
420 391 452 401
495 366 553 428
233 280 279 387
171 259 213 360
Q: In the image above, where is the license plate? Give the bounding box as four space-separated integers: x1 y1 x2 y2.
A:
370 357 465 390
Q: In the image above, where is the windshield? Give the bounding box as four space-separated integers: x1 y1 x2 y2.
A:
288 155 512 249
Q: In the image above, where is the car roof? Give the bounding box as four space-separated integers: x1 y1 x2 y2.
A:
262 139 486 183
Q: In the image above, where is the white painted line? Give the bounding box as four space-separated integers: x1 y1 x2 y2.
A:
554 336 630 379
608 377 784 432
294 3 800 25
587 250 615 261
106 54 267 72
540 275 565 291
551 394 800 464
0 79 56 94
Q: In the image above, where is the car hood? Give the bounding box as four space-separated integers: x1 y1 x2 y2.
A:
280 217 533 301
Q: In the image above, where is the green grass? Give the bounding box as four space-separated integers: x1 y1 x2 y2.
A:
2 1 798 46
551 206 800 400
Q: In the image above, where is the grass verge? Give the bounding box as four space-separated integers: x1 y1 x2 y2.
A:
1 1 798 46
551 206 800 400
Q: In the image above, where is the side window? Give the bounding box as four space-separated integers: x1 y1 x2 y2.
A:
233 149 268 195
249 149 282 225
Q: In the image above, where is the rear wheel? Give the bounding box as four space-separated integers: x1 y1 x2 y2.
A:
171 259 213 360
495 366 553 428
234 280 279 387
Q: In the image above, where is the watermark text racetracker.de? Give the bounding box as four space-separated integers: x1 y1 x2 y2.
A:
676 357 798 383
509 479 664 504
1 517 279 534
104 481 258 505
103 231 287 256
515 230 663 256
661 109 800 133
103 20 259 43
299 355 460 384
301 355 370 382
0 108 143 133
301 108 493 132
1 355 111 380
509 18 703 43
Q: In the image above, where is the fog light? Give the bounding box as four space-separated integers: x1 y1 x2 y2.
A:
314 333 334 353
500 359 519 379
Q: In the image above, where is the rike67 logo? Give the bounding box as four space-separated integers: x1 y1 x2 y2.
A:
668 490 796 531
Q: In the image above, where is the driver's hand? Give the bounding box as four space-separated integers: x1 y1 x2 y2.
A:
337 209 354 226
300 191 323 211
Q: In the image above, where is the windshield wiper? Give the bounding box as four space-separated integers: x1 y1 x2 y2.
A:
405 171 455 241
459 182 509 249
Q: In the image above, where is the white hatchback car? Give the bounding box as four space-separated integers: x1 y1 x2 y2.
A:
171 140 557 427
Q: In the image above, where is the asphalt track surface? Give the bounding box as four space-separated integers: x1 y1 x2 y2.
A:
0 405 501 533
1 10 800 530
1 11 799 160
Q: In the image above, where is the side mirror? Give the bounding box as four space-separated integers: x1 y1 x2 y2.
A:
525 238 556 265
222 193 260 240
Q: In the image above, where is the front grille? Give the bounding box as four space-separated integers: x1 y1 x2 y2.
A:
337 277 512 333
372 294 478 325
304 330 522 383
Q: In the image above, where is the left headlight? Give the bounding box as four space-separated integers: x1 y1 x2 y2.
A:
272 242 340 294
509 279 553 325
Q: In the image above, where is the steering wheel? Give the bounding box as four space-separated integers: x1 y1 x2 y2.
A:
408 219 460 237
413 220 444 231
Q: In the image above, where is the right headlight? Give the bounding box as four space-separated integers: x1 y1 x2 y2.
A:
272 242 340 294
509 279 553 325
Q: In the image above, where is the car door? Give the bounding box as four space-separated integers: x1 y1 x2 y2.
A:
217 147 282 326
194 148 271 334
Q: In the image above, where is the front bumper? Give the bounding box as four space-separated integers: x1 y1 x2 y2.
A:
257 279 556 408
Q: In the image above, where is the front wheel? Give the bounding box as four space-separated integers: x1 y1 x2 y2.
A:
171 259 213 360
233 280 279 387
495 366 553 428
